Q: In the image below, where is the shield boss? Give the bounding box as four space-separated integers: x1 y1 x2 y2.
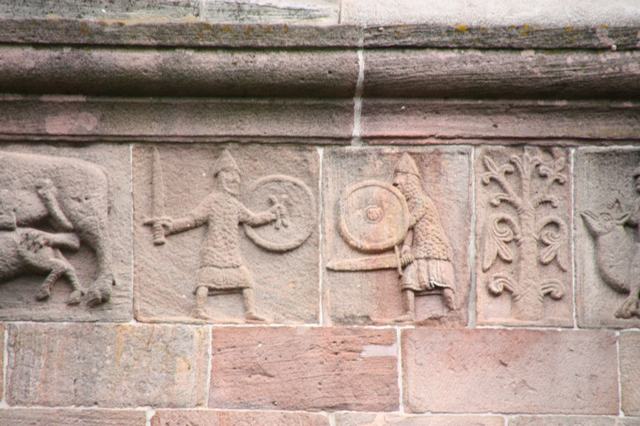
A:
244 174 315 252
339 180 409 252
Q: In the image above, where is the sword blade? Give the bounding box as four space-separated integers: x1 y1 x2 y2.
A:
326 253 400 271
151 147 166 245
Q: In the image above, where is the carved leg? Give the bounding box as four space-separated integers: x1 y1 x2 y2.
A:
35 178 74 232
442 288 457 311
61 263 85 305
193 286 212 320
243 288 266 323
394 290 415 323
34 259 68 301
616 285 640 319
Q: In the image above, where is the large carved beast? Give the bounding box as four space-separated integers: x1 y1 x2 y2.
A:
0 151 114 306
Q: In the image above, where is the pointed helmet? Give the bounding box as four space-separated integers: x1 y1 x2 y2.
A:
213 149 240 177
393 153 421 178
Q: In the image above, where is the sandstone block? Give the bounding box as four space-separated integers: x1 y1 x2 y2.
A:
403 329 618 414
205 0 339 25
0 409 146 426
152 409 329 425
134 144 319 324
510 416 624 426
621 331 640 416
6 323 208 407
323 147 471 326
476 146 573 326
576 149 640 328
335 413 504 426
0 144 132 321
209 327 398 411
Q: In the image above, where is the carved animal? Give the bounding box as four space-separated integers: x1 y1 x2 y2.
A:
581 210 640 318
0 228 83 304
0 152 114 306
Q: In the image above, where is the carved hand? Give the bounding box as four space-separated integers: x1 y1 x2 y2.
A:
143 216 173 245
268 195 289 230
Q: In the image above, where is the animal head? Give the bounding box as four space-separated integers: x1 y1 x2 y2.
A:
581 210 629 237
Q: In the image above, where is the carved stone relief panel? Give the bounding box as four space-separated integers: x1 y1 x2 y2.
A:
576 148 640 328
133 144 319 324
0 144 132 321
323 147 471 326
476 146 573 326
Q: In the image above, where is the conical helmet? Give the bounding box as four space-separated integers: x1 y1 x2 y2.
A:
213 149 240 176
393 153 421 178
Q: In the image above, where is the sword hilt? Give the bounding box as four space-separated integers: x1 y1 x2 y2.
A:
152 222 166 245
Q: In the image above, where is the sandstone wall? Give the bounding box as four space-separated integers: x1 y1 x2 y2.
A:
0 1 639 425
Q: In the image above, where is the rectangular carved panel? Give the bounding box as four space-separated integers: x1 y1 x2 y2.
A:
0 144 132 321
576 148 640 328
475 146 573 326
323 147 471 326
133 144 319 324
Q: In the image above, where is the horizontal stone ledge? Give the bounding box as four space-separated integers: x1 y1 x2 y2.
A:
0 45 358 98
364 49 640 100
0 96 354 142
362 99 640 141
2 19 640 50
152 410 329 425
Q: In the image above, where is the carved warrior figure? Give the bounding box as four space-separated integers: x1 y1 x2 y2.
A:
392 153 457 321
327 153 457 323
145 149 291 322
480 149 568 321
0 152 115 306
581 165 640 319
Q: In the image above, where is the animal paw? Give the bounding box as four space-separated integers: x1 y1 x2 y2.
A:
35 286 51 301
615 296 640 319
67 290 84 305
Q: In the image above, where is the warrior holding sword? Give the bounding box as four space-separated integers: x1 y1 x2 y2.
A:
145 149 286 322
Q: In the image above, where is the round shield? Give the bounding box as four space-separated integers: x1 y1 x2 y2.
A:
243 174 315 252
339 180 409 252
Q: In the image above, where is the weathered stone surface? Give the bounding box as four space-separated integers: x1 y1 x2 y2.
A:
361 100 640 143
576 149 640 328
209 327 398 411
0 0 199 20
0 97 354 143
323 147 471 326
0 409 146 425
0 19 362 48
152 409 329 425
509 417 627 426
0 46 358 98
621 332 640 416
476 146 573 326
0 144 132 321
205 0 339 24
335 413 504 425
134 144 319 324
363 24 640 50
6 323 208 407
403 329 618 414
341 0 640 26
364 49 640 100
0 323 3 398
620 419 640 426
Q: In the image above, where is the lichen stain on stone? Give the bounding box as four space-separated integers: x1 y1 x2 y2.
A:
518 24 531 37
454 24 468 33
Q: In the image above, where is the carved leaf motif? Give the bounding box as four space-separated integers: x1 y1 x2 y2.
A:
488 273 516 296
540 279 564 300
537 215 568 271
482 215 520 272
481 155 514 185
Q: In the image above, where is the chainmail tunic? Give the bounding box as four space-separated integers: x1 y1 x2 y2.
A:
406 191 453 261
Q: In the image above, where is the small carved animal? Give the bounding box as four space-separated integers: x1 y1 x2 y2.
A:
0 151 115 305
0 228 84 304
581 210 640 318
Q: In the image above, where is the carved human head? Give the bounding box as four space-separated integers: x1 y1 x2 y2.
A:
213 149 241 196
393 153 422 198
